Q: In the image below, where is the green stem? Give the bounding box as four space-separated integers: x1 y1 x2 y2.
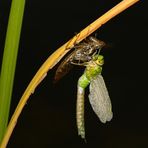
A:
0 0 25 142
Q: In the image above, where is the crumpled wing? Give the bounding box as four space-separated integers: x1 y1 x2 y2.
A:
89 74 113 123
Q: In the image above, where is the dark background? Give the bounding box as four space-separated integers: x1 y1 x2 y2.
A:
0 0 147 147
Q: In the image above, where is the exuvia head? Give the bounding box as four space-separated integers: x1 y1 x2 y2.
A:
88 36 106 49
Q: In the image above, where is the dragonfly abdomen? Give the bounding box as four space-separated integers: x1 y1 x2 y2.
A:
77 84 85 139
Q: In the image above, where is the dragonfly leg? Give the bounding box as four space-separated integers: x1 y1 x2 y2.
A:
70 61 88 66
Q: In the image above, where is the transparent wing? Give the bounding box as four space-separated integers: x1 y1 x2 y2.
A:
89 75 113 123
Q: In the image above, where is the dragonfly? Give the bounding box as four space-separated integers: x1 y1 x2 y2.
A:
76 53 113 139
54 36 113 140
54 36 106 83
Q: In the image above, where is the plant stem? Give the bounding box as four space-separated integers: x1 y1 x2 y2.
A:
0 0 139 147
0 0 25 143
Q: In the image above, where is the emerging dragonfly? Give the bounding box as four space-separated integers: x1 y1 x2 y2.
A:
54 36 106 83
54 36 113 140
76 53 113 139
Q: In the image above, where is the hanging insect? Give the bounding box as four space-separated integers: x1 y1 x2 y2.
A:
54 36 106 83
76 53 113 139
54 36 113 140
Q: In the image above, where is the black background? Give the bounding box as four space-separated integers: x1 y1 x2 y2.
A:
0 0 147 148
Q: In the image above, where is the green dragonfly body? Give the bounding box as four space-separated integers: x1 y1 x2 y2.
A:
77 54 113 139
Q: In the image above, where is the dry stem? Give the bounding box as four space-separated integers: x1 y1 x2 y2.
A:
0 0 140 147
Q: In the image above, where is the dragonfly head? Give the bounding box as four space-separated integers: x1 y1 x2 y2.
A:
95 55 104 66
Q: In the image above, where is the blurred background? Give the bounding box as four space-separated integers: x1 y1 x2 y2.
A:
0 0 147 147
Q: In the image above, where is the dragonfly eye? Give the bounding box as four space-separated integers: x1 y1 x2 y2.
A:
96 55 104 65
